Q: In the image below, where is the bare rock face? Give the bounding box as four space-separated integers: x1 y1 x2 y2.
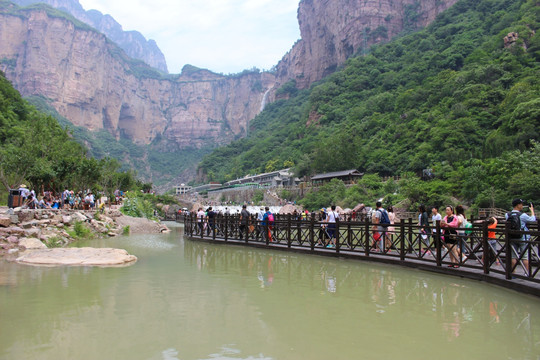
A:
504 32 519 48
10 0 168 72
0 6 274 148
16 247 137 266
273 0 459 90
0 0 458 150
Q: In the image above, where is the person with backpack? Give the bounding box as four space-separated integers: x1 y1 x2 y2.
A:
505 199 535 274
262 206 274 242
372 201 390 251
206 207 216 236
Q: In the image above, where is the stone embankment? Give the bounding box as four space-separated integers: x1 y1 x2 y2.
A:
0 207 169 258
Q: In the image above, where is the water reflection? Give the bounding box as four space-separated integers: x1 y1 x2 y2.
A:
1 227 539 360
185 241 540 358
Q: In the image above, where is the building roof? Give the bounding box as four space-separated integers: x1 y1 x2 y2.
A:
311 169 364 181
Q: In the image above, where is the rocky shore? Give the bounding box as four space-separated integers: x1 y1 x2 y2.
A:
0 207 170 258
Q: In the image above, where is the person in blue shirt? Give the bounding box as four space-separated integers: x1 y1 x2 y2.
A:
262 207 273 242
505 199 536 273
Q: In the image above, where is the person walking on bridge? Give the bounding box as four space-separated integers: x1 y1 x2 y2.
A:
262 207 274 242
506 199 535 275
239 204 250 240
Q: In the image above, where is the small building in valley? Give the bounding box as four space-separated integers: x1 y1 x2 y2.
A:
310 169 364 185
225 168 300 188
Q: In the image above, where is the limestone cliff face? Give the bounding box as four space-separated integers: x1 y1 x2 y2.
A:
0 5 273 147
274 0 459 90
11 0 169 72
0 0 460 151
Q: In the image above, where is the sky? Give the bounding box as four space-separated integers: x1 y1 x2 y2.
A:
78 0 301 74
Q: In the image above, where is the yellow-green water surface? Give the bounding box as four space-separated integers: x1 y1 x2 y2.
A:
1 223 539 360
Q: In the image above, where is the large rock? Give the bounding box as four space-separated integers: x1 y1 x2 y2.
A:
9 227 25 236
17 210 34 223
71 212 88 222
19 237 47 249
16 248 138 266
24 228 40 238
6 236 19 244
0 216 12 227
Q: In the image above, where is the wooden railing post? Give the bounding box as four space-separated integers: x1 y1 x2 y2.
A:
296 217 301 248
408 218 413 254
365 220 370 256
335 218 340 253
400 219 406 261
482 220 489 274
505 221 512 280
436 220 442 267
287 214 292 248
347 222 352 249
245 215 249 244
310 213 315 251
224 214 228 242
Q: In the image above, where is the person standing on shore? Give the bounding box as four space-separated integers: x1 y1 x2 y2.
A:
506 199 535 274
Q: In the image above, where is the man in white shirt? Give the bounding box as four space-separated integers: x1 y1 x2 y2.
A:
325 205 339 248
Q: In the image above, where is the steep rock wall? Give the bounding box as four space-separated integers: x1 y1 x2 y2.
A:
273 0 459 90
0 6 274 147
11 0 169 72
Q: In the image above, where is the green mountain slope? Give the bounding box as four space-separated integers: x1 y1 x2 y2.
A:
0 72 147 199
198 0 540 208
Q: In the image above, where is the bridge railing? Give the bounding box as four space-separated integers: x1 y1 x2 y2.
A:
181 213 540 284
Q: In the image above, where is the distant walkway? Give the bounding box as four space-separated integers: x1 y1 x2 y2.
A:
182 214 540 297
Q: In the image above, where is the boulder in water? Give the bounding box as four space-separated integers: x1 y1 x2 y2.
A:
16 247 137 267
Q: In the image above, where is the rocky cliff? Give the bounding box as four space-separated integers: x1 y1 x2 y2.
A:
0 3 274 148
273 0 459 90
10 0 168 72
0 0 459 150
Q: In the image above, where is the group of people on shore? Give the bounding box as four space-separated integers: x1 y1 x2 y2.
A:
16 184 109 211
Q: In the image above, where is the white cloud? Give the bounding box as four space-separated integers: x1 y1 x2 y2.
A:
79 0 301 74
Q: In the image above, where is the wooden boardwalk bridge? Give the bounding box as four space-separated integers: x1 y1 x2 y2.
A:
179 213 540 297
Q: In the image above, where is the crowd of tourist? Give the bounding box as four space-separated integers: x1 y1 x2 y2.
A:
191 198 536 274
15 184 125 211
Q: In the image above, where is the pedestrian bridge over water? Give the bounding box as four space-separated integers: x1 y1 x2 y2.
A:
181 214 540 297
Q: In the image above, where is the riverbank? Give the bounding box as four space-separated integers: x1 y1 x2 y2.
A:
0 207 170 257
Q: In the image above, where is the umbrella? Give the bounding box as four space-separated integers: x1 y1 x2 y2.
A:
353 203 365 212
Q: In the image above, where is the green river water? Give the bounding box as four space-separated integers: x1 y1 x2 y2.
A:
0 222 539 360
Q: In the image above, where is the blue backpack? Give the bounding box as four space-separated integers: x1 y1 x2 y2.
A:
377 209 390 227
